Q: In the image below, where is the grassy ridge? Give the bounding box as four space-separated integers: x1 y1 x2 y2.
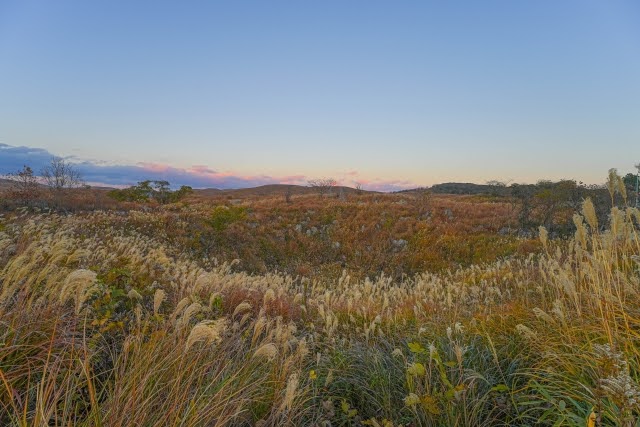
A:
0 201 639 426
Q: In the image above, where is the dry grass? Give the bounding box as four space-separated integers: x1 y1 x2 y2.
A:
0 195 639 426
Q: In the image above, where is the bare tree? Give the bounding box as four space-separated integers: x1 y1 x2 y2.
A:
486 179 511 197
41 157 83 207
5 165 41 206
41 157 83 191
308 178 337 196
606 168 628 206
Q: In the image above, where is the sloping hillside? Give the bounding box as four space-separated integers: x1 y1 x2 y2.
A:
195 184 371 198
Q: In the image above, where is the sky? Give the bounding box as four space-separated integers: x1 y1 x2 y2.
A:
1 1 639 190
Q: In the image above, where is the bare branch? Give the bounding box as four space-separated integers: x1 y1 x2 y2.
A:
41 157 84 192
5 165 41 205
307 178 337 196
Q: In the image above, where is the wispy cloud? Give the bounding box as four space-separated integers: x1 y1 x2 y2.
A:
354 179 416 192
336 170 416 192
0 143 418 192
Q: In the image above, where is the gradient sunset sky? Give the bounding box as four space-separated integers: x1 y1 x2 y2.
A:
1 1 639 190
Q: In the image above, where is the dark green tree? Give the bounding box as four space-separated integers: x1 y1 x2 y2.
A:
108 180 192 204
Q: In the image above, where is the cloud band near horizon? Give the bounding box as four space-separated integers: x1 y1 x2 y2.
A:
0 143 416 192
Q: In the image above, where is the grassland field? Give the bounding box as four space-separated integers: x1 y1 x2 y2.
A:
1 187 639 426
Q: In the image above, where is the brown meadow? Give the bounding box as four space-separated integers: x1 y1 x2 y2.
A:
1 187 639 426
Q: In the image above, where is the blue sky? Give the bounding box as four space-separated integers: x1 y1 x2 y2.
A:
1 1 639 190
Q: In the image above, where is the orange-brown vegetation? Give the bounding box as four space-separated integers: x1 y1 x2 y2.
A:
2 173 640 426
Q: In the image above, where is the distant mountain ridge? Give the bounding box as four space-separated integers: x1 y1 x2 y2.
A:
194 184 369 197
429 182 511 196
1 178 514 197
397 182 512 196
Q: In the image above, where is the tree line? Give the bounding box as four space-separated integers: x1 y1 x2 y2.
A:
1 157 192 210
3 159 638 236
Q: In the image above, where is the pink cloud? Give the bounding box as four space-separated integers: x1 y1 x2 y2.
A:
129 163 418 192
1 143 420 192
333 170 418 192
353 179 416 192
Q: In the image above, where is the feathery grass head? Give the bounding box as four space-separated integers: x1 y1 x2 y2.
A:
252 343 278 361
177 302 202 329
60 269 98 314
515 323 537 340
60 269 97 301
616 174 628 204
582 197 598 231
185 318 227 350
171 297 190 322
153 288 166 316
263 288 276 307
279 372 300 413
233 301 252 317
608 168 618 203
538 226 548 248
573 213 588 248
